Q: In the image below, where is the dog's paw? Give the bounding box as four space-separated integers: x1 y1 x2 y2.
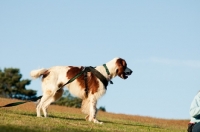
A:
93 119 103 124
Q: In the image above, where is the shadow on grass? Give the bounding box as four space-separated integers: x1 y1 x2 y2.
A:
50 115 86 122
101 120 165 130
17 112 86 122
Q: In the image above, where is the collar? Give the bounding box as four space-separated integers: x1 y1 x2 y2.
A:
103 64 110 75
103 64 113 84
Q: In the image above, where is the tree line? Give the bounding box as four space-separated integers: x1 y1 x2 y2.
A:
0 68 36 100
0 68 106 111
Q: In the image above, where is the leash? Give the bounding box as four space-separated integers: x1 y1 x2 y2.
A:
0 96 42 108
0 65 111 108
61 67 86 88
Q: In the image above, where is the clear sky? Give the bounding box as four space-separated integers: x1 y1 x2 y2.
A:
1 1 200 119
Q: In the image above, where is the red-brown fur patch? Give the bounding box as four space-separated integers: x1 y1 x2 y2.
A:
116 58 127 78
66 66 99 95
53 88 64 101
87 72 99 94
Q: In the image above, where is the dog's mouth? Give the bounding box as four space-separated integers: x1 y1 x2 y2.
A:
121 74 128 79
120 73 132 79
121 73 130 79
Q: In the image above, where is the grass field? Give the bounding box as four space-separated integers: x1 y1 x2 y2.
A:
0 98 188 132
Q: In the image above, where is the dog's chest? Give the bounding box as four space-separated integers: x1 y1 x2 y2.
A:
66 80 106 99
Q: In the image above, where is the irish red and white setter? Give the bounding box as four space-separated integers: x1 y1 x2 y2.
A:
30 57 132 124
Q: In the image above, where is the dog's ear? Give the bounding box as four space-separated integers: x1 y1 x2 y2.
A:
116 58 127 69
122 59 127 68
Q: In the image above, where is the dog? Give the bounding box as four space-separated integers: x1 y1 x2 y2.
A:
30 57 132 124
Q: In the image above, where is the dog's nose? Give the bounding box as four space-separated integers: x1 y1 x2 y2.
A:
125 68 132 75
128 70 133 75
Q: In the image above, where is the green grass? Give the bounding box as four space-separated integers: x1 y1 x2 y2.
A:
0 98 189 132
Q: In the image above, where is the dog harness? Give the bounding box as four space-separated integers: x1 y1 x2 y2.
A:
61 65 112 97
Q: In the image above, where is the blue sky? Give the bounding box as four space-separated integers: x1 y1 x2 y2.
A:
1 1 200 119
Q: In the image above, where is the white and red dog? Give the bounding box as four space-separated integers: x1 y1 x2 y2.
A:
30 57 132 124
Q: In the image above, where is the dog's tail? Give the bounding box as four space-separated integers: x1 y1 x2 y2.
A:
30 68 48 79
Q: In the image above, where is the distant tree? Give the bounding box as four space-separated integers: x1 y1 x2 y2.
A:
54 90 82 108
98 106 106 112
0 68 37 100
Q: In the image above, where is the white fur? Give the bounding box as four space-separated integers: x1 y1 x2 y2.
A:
30 68 47 79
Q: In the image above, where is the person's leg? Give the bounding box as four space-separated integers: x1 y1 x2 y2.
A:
192 122 200 132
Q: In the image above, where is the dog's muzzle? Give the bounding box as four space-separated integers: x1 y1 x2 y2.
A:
124 67 132 76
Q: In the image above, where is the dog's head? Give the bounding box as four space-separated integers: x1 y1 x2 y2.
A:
115 58 132 79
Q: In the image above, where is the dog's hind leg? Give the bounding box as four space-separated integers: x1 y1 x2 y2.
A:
42 88 64 117
36 96 48 117
36 89 53 117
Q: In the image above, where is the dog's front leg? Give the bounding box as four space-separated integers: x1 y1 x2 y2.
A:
88 96 103 124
